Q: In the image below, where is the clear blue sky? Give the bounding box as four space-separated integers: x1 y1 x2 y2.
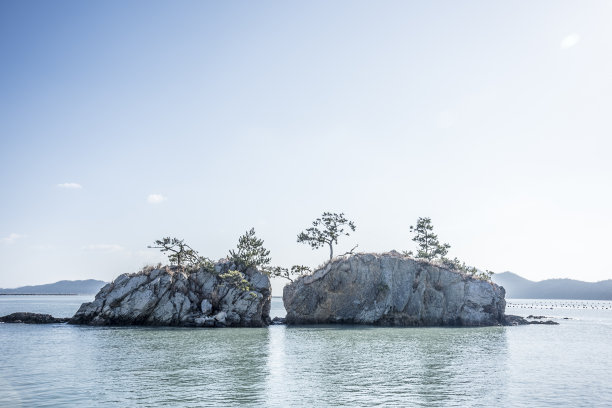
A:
1 1 611 294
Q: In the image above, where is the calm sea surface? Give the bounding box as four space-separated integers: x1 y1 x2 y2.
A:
1 296 611 407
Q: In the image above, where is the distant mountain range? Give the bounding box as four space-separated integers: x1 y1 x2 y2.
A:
492 272 612 300
0 279 107 295
1 273 610 300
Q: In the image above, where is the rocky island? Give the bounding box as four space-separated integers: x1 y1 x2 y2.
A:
284 252 509 326
3 252 547 327
2 252 552 327
3 217 557 327
69 259 272 327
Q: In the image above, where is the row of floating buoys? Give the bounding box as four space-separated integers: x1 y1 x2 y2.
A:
506 301 611 310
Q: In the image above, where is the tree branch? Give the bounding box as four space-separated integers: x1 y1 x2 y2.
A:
337 244 359 257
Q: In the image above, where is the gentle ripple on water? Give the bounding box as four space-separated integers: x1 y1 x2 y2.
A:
1 297 611 407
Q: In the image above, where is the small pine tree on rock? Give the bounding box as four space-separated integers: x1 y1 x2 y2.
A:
148 237 200 267
229 228 271 270
297 212 356 260
410 217 450 261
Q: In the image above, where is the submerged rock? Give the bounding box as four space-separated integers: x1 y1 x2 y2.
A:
504 315 560 325
527 320 559 325
0 312 69 324
283 252 507 326
70 261 271 327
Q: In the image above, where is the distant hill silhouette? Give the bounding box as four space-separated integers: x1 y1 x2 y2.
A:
0 279 107 295
492 272 612 300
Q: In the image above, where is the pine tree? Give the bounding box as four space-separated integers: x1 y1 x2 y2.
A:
148 237 200 267
410 217 450 261
229 228 271 270
297 212 356 260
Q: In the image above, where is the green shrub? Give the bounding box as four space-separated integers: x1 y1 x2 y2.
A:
219 270 251 291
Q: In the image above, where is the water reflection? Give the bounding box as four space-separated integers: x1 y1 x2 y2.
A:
266 325 508 407
82 327 271 407
7 295 612 407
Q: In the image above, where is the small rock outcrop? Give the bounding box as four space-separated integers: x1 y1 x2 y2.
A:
0 312 69 324
270 316 286 325
283 252 507 326
503 315 560 325
70 261 271 327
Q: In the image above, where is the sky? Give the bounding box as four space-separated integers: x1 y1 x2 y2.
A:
1 1 611 295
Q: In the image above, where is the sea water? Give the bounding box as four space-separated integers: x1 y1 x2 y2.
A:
1 296 611 407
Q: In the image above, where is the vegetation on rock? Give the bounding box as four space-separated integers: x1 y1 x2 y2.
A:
148 237 213 270
404 217 493 282
408 217 450 261
297 212 357 260
437 257 494 281
269 265 312 282
148 231 271 291
219 269 251 291
148 215 494 286
229 228 272 270
148 237 200 267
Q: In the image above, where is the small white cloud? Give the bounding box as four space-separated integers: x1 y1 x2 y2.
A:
147 194 167 204
2 233 25 244
560 33 580 49
57 182 82 189
83 244 124 252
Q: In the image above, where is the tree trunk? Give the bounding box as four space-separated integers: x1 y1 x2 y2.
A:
329 243 334 260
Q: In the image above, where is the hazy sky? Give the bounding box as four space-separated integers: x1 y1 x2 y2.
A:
1 1 611 294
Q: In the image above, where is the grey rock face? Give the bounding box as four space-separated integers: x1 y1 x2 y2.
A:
70 261 271 327
283 252 506 326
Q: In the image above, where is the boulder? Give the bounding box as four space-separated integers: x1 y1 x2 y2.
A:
503 314 528 326
271 316 286 325
70 261 271 327
283 252 507 326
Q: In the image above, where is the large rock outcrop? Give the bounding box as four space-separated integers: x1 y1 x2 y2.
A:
283 252 506 326
70 261 271 327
